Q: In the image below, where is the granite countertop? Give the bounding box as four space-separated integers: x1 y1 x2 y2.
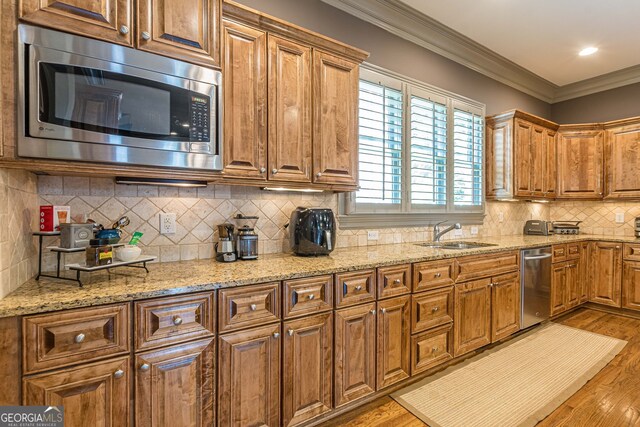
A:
1 234 638 318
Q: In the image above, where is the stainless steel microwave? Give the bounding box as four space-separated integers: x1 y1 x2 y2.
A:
18 25 222 170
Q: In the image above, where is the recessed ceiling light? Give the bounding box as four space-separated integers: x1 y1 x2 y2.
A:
579 47 598 56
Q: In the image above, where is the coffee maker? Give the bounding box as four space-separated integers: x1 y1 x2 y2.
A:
234 214 259 260
215 223 237 262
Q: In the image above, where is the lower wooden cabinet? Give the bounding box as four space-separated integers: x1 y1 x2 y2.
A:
551 260 580 316
376 295 410 389
334 303 376 407
282 313 333 426
590 242 623 307
579 242 591 302
490 272 521 342
23 357 131 427
411 323 453 375
218 323 281 426
454 278 492 356
622 261 640 311
135 339 215 427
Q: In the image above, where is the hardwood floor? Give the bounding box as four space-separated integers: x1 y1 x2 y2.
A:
325 308 640 426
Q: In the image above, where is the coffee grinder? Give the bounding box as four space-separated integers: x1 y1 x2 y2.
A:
234 214 259 260
215 223 237 262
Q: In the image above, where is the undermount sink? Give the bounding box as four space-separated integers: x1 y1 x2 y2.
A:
416 241 499 250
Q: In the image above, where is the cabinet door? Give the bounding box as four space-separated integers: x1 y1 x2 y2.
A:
605 122 640 198
454 279 491 357
135 339 214 427
557 130 604 198
376 296 410 389
268 36 312 183
138 0 221 67
312 50 359 186
334 303 376 407
490 272 520 342
218 323 280 426
590 242 623 307
579 242 590 303
282 313 333 426
222 20 267 179
530 126 545 196
23 357 130 427
514 119 533 197
622 261 640 311
485 120 513 199
20 0 133 45
565 261 580 309
544 128 557 197
550 263 567 316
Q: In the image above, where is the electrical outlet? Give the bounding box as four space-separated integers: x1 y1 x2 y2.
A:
615 212 625 223
367 230 379 241
498 212 505 223
454 228 463 237
159 212 176 234
470 226 479 235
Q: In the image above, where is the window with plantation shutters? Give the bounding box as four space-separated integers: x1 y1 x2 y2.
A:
342 65 485 228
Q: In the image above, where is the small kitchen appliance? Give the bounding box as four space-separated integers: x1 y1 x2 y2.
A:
288 207 336 256
215 224 236 262
552 221 581 235
59 223 94 249
234 215 259 260
523 220 553 236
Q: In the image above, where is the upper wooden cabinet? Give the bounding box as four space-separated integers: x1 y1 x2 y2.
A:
20 0 133 45
605 117 640 199
557 124 605 199
137 0 221 67
485 110 558 200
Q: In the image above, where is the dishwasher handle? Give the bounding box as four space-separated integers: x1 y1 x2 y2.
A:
523 254 552 261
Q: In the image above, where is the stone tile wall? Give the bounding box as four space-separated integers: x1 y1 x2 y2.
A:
550 201 640 237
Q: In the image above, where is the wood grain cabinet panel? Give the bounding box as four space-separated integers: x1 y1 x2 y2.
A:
411 323 453 376
514 119 533 197
491 272 520 342
453 278 491 357
605 120 640 199
23 303 130 374
567 243 581 260
624 243 640 262
544 128 557 197
551 262 567 316
267 35 312 183
485 119 513 199
335 269 376 308
218 323 281 426
566 261 580 309
580 242 591 303
376 296 410 390
312 50 359 186
411 286 454 333
218 282 280 333
23 357 130 427
557 128 604 199
412 259 456 292
553 244 567 263
377 264 411 299
529 126 545 196
283 275 333 319
456 251 519 283
222 19 267 179
20 0 133 45
623 261 640 311
134 292 215 351
135 339 214 427
137 0 220 67
334 303 376 407
282 313 333 426
590 242 623 307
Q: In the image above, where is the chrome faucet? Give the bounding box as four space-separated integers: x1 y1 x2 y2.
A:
433 221 462 242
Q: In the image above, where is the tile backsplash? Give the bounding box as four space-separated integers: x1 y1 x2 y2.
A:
550 201 640 237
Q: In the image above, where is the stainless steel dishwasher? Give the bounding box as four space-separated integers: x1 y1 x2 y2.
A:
521 246 552 329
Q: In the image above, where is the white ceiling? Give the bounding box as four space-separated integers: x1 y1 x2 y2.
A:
399 0 640 86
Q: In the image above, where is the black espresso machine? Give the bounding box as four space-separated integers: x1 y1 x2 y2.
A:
287 207 336 256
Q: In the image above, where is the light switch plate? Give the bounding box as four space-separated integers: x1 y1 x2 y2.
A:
160 212 176 234
615 212 625 223
367 230 379 241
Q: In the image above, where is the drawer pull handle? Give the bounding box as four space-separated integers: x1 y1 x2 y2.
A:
432 347 439 353
381 308 387 314
393 279 401 284
308 294 315 300
434 273 442 278
172 316 183 326
273 332 280 339
249 304 257 311
355 285 363 291
74 333 85 344
432 307 439 313
287 329 294 336
113 369 125 379
139 363 150 372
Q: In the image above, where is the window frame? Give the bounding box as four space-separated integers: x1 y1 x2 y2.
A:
339 64 486 229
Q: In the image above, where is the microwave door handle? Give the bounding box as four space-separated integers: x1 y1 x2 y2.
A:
324 230 332 251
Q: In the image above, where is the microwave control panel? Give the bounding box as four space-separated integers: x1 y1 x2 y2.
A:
190 95 210 143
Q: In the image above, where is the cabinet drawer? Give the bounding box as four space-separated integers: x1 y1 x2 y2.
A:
218 283 280 333
411 323 453 375
553 244 567 262
411 286 454 333
456 251 519 282
335 269 376 308
135 292 215 351
624 243 640 262
567 243 580 260
23 303 130 374
283 275 333 319
377 264 411 299
412 259 456 292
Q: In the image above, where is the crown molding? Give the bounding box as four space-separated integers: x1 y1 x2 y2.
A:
322 0 640 104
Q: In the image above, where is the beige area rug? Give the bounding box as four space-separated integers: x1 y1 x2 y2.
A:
392 323 627 427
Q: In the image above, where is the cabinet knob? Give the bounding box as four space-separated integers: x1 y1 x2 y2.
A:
259 167 266 174
249 304 257 311
316 172 322 178
432 306 439 313
370 309 376 315
307 294 315 300
432 346 439 353
272 168 278 174
381 308 387 314
139 363 150 372
74 333 85 344
616 246 621 249
287 329 294 336
489 283 494 287
141 31 151 41
355 285 363 291
119 25 129 35
172 316 183 326
113 369 125 379
273 332 280 339
393 279 401 284
434 273 442 278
